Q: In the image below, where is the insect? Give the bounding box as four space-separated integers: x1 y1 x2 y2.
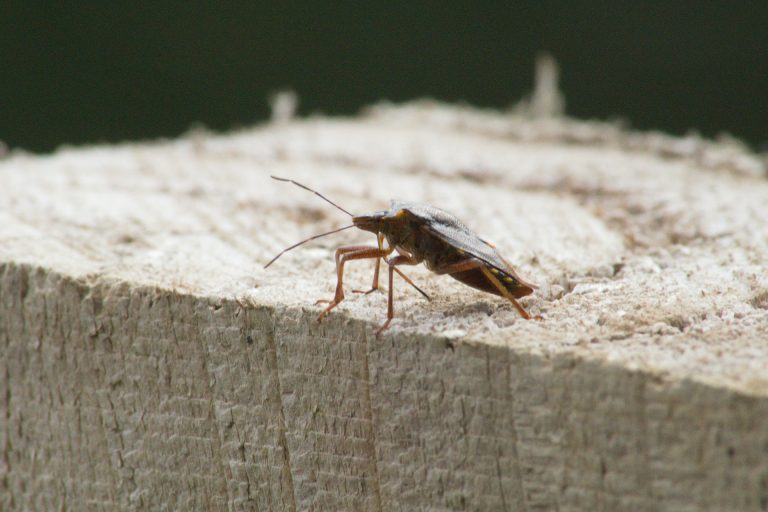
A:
265 176 538 336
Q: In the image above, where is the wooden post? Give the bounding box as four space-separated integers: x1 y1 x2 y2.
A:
2 102 767 511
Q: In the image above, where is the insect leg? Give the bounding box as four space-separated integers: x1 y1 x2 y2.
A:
352 233 430 300
326 244 385 272
432 258 535 320
317 245 391 321
479 266 533 320
375 254 420 337
359 264 429 300
393 268 430 300
317 244 385 303
352 232 385 295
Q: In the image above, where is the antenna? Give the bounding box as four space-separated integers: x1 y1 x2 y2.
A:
264 224 355 268
271 176 353 217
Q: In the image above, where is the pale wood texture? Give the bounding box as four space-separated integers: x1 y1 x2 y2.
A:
2 102 768 511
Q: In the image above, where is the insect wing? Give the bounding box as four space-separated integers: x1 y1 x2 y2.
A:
399 202 503 266
398 202 537 297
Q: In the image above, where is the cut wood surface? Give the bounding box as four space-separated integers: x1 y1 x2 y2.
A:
2 102 768 511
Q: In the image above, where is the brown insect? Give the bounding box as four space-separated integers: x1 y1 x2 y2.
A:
265 176 538 335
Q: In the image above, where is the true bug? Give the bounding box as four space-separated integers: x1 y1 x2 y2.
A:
265 176 538 335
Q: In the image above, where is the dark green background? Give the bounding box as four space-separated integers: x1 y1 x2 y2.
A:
2 2 767 153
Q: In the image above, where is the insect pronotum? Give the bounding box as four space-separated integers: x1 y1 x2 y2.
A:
265 176 538 335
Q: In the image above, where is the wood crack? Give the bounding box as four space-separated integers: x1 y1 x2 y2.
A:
265 317 298 512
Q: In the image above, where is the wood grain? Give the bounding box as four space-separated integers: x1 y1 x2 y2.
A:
2 102 767 511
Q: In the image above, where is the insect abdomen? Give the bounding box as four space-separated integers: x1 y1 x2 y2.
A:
449 267 534 299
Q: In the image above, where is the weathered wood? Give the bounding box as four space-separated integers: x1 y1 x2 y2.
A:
1 102 767 511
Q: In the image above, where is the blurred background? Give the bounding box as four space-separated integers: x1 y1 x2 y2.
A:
2 2 766 153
